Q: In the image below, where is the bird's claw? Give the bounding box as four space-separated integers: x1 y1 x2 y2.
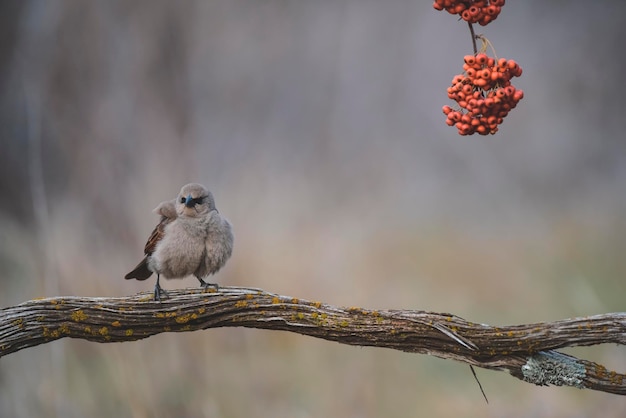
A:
154 283 169 301
198 278 219 292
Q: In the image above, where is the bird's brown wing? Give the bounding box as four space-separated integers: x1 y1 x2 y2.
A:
144 199 177 255
144 215 172 255
125 203 177 281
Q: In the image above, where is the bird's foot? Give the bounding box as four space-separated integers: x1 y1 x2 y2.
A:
154 283 169 301
198 277 219 292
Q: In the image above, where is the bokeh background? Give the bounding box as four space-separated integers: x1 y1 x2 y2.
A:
1 1 625 416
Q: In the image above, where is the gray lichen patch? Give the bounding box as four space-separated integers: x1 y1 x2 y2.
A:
521 351 586 388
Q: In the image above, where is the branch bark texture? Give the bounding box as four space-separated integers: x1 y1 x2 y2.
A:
1 287 625 395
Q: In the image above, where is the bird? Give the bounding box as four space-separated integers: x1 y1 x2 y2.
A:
125 183 234 301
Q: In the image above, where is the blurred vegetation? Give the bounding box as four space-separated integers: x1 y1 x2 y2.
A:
1 1 625 416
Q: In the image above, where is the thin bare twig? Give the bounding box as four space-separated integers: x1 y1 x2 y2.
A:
468 21 477 54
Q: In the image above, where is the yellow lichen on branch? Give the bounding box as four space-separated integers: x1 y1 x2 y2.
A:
0 286 625 395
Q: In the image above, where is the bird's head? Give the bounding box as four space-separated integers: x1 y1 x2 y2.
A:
175 183 216 217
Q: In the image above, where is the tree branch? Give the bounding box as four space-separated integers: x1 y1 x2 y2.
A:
1 286 625 395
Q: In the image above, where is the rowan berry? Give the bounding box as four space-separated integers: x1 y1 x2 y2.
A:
442 53 523 135
433 0 505 26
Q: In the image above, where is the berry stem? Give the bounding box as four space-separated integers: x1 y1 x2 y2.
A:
468 21 478 55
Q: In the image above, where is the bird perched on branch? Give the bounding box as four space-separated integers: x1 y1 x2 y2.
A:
125 183 234 301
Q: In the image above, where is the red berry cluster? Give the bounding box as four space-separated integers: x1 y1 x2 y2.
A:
433 0 505 26
442 53 523 135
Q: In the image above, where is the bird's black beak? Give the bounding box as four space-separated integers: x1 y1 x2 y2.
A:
184 194 195 208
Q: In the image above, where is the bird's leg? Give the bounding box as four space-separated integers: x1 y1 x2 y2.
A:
197 276 219 291
154 273 169 301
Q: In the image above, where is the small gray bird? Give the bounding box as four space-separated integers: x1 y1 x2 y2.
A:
125 183 234 300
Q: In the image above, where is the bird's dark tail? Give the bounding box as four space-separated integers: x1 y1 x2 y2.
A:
125 257 153 281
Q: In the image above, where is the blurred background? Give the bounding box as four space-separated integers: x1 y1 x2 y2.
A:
1 0 625 416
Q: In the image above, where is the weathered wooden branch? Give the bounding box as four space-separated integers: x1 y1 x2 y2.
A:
1 286 625 395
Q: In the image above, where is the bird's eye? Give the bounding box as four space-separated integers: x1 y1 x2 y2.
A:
180 197 186 203
192 197 204 205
